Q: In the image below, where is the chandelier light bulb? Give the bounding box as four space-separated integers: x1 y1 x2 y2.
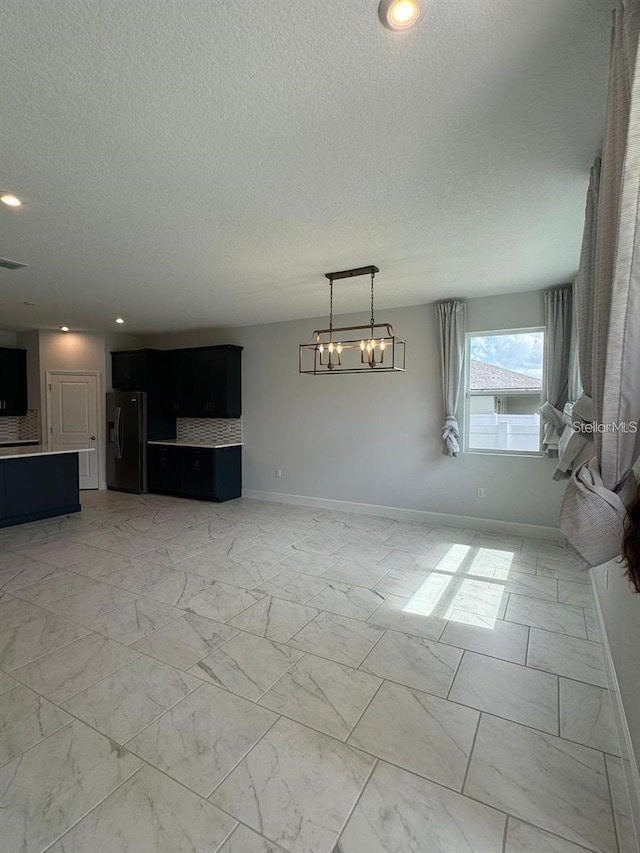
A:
378 0 422 31
1 193 22 208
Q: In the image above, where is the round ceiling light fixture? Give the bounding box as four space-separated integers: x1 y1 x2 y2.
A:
378 0 422 31
60 326 70 333
115 317 125 324
1 193 23 208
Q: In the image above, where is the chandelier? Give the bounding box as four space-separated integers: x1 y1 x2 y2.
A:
299 265 406 375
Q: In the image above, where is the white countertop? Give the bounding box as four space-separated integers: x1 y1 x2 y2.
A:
148 439 243 449
0 445 95 460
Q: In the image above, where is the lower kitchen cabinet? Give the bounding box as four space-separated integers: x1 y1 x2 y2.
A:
147 445 181 494
147 444 241 502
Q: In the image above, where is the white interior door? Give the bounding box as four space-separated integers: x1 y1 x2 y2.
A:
48 373 100 489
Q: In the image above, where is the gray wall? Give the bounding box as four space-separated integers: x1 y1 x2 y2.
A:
592 560 640 812
146 290 565 529
0 331 18 348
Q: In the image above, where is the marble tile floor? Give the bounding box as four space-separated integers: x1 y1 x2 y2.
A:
0 490 636 853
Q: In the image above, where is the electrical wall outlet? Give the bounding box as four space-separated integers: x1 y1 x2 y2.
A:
477 488 485 498
275 468 282 479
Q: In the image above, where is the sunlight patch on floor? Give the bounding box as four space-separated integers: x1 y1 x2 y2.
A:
402 544 516 628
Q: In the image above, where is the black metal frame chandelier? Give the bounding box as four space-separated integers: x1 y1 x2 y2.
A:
299 265 406 375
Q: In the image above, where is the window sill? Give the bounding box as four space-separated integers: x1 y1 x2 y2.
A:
463 449 544 458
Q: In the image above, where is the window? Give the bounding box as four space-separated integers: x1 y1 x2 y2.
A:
464 328 544 454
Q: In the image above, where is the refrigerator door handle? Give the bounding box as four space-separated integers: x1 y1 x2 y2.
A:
115 407 123 460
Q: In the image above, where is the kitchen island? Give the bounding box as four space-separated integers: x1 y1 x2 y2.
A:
0 445 94 528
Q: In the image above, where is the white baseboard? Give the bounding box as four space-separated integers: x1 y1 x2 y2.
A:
241 489 562 542
590 577 640 850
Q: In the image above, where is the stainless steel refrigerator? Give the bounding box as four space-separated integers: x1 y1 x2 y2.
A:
106 391 148 493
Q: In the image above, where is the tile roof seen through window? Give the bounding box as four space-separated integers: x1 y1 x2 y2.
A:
470 359 542 392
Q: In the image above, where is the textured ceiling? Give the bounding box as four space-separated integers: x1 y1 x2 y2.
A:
1 0 611 333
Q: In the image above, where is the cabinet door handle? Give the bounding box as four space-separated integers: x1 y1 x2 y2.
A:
160 458 165 468
193 460 200 471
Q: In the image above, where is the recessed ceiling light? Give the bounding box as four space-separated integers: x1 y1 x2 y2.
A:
378 0 422 31
60 326 69 333
0 193 23 208
115 317 125 324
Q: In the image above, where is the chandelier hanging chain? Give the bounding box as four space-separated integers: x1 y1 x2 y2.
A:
370 269 376 329
329 277 334 340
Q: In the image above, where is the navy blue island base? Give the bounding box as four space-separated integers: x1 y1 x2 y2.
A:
0 449 85 529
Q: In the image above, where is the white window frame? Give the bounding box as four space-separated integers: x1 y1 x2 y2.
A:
463 326 545 457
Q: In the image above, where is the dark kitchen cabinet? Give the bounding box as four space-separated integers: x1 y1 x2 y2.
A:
180 447 215 498
111 349 176 441
147 444 181 494
147 444 241 502
0 348 27 416
167 349 198 415
167 345 242 418
111 349 163 390
211 445 243 502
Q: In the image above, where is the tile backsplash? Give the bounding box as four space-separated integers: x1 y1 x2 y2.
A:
0 409 40 443
177 417 243 444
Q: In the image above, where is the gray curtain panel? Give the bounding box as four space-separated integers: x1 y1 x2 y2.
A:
554 159 601 480
555 278 583 467
435 300 466 457
540 286 572 457
568 278 582 405
560 0 640 565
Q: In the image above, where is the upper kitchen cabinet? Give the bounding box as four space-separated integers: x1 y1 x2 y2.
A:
111 349 165 390
0 348 27 416
168 345 242 418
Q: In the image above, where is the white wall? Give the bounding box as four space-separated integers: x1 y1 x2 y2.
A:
38 330 108 488
146 290 565 530
470 396 496 414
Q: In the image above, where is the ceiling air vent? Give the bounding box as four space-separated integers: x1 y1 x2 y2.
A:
0 258 27 270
